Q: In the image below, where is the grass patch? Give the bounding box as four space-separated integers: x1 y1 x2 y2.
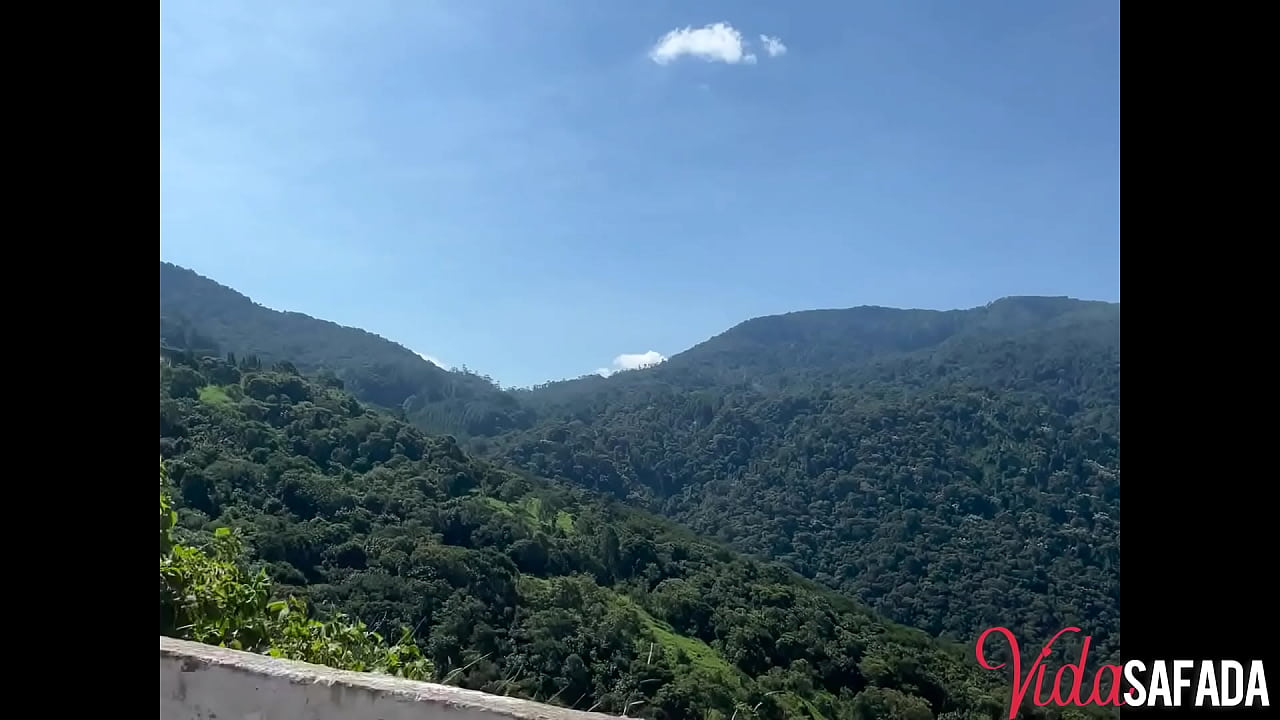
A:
198 385 232 407
516 573 552 594
554 510 575 533
517 582 826 718
610 593 743 690
613 593 838 719
480 495 576 535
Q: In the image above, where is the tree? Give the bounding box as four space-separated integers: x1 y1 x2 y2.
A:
159 458 432 680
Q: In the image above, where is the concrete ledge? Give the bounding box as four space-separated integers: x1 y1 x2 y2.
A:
161 636 617 720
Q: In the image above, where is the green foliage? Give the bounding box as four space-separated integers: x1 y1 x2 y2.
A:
266 597 432 678
160 459 176 556
160 459 431 679
848 687 935 720
159 265 1120 665
159 355 1116 719
159 522 274 650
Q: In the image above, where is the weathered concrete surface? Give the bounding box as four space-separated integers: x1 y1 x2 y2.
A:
161 636 617 720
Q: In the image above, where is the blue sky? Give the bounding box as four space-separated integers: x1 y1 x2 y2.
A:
160 1 1119 388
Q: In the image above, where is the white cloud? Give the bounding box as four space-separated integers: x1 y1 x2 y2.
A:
596 350 668 377
760 34 787 58
649 22 757 66
616 350 667 370
416 351 447 369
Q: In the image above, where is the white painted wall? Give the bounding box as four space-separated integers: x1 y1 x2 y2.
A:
161 636 616 720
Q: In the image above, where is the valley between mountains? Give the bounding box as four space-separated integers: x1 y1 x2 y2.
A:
159 261 1120 720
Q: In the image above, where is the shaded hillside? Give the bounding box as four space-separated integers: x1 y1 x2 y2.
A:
497 298 1120 664
159 352 1115 720
160 262 533 436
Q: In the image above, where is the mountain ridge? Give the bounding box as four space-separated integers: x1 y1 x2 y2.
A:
157 262 1121 716
160 262 447 370
161 262 532 436
161 261 1116 391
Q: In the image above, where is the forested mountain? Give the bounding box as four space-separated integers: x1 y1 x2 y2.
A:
159 352 1114 719
160 262 533 436
158 264 1120 706
518 297 1117 419
497 298 1120 665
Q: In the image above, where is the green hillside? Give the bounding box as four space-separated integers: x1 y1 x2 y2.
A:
158 266 1120 715
497 298 1120 664
160 262 533 436
159 351 1111 719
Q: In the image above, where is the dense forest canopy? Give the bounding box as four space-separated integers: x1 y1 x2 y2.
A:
158 263 1120 718
494 297 1120 665
160 353 1120 719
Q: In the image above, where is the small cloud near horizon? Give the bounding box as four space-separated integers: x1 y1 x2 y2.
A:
596 350 667 377
649 22 785 66
416 351 448 369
